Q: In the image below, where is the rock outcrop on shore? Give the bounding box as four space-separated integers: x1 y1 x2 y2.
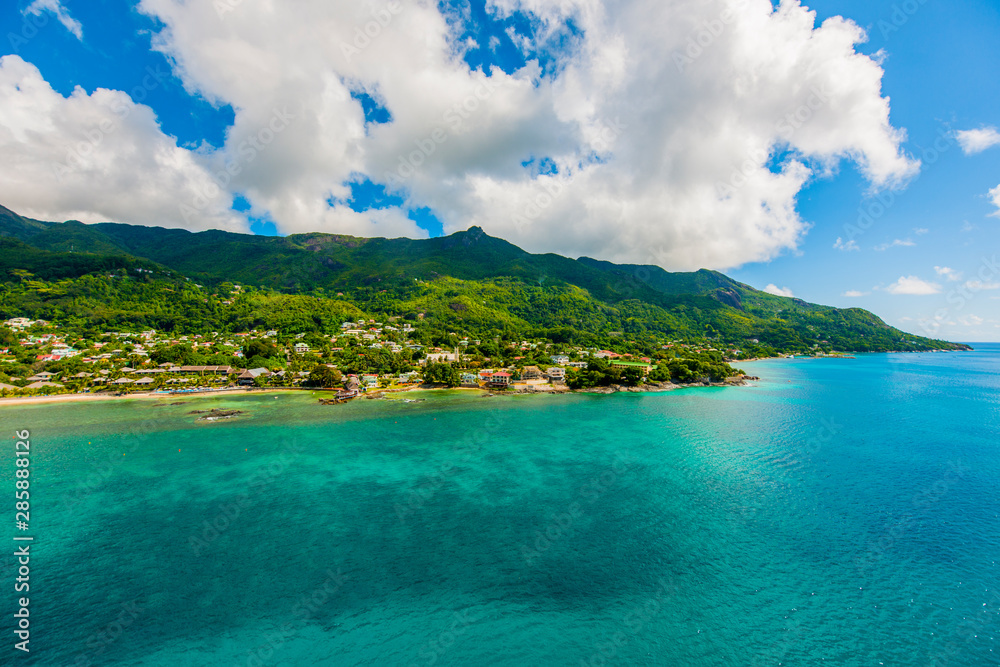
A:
189 408 246 421
482 377 754 396
580 382 679 394
578 376 754 394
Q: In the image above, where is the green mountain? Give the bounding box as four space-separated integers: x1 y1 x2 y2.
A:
0 206 968 354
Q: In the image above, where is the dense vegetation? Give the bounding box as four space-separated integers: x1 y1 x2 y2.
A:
0 204 968 355
564 352 741 389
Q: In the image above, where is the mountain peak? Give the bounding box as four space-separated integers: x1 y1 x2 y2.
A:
0 202 966 352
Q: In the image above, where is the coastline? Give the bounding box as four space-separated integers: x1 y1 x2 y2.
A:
0 386 303 407
3 349 971 410
0 377 755 408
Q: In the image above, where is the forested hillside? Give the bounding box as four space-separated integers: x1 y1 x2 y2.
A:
0 205 968 354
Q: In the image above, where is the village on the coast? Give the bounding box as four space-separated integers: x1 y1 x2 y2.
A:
0 315 759 400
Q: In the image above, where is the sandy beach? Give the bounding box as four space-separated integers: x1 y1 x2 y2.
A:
0 374 763 408
0 383 482 407
0 386 310 407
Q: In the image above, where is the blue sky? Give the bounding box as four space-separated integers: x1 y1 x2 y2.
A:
1 0 998 340
728 0 1000 341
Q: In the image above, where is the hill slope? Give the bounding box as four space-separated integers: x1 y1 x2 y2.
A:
0 207 968 353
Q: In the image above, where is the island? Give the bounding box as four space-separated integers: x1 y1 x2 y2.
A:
0 204 968 402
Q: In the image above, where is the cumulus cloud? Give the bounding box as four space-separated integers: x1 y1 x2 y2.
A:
834 237 859 251
23 0 83 40
964 279 1000 291
1 0 920 268
142 0 920 266
763 284 794 297
842 290 867 297
873 238 914 251
989 185 1000 217
934 266 962 281
956 126 1000 155
0 56 245 231
886 275 940 295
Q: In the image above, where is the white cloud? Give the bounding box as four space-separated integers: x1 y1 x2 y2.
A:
913 227 929 235
842 290 867 297
140 0 920 267
764 284 794 297
0 56 245 232
956 126 1000 155
834 237 859 251
989 185 1000 217
934 266 962 281
886 275 941 295
957 315 984 326
0 1 920 268
23 0 83 40
873 238 914 251
964 279 1000 291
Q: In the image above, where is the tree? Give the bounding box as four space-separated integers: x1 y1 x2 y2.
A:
243 338 278 360
423 362 459 387
307 365 342 388
647 366 672 383
620 367 643 386
151 343 200 366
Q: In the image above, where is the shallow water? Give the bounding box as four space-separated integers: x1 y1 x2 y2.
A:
1 346 998 665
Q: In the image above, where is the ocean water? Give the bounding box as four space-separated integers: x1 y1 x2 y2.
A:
1 346 998 666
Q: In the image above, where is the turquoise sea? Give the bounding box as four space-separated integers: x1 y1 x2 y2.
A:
2 346 999 666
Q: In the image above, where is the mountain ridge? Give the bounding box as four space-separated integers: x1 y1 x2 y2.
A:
0 205 969 354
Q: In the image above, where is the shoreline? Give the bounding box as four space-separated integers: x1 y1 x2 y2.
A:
0 378 754 408
2 348 973 409
0 386 304 407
